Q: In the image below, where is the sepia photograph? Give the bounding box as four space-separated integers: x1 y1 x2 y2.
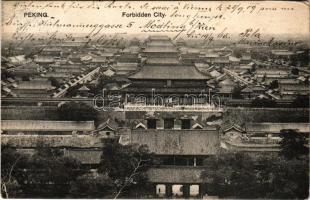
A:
1 1 309 199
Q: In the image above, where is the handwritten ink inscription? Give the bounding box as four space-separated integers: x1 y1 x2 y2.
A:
2 1 308 46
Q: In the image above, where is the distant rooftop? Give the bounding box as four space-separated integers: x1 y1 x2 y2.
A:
2 135 102 148
112 62 138 71
131 129 219 155
146 57 180 65
129 65 210 80
147 41 175 47
1 120 95 132
34 57 55 63
247 123 310 133
143 46 179 53
16 80 55 90
271 50 295 56
148 35 170 41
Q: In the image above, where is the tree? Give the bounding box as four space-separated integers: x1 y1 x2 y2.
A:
222 109 254 129
232 48 242 58
291 95 309 108
48 77 61 88
262 73 267 83
57 101 97 121
291 68 299 76
1 70 15 80
201 153 259 198
98 143 156 198
264 156 309 199
304 76 309 85
251 97 277 107
201 152 309 199
231 85 242 99
1 144 27 198
269 80 278 89
279 129 309 160
69 172 114 198
65 84 85 97
96 74 114 92
17 142 84 198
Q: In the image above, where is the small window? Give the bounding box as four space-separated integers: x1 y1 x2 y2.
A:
147 119 156 129
196 158 203 166
188 157 195 166
164 118 174 129
181 119 191 129
162 156 174 165
175 156 187 166
167 80 172 87
106 132 110 136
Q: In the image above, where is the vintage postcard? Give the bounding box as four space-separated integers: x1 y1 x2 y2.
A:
1 1 309 199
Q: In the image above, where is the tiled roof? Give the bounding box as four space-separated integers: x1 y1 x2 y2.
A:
219 78 235 86
279 84 308 92
129 65 210 80
241 55 251 60
131 129 219 155
100 52 114 57
1 135 102 148
271 50 295 56
143 46 178 53
7 78 15 83
147 41 174 47
204 53 220 58
16 80 55 90
52 65 81 69
65 149 102 164
146 58 180 65
279 78 299 84
44 72 71 78
54 68 81 73
8 55 26 64
241 87 253 93
256 69 289 75
222 124 245 133
42 48 62 52
78 85 90 91
222 140 280 152
251 85 265 91
217 87 234 94
213 57 230 63
122 46 140 53
148 35 170 41
209 70 222 78
147 167 205 183
246 123 310 133
112 62 138 71
121 86 211 93
103 69 115 77
8 64 38 73
229 56 241 62
91 57 107 62
2 87 12 93
34 57 55 63
1 120 95 131
96 119 118 131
